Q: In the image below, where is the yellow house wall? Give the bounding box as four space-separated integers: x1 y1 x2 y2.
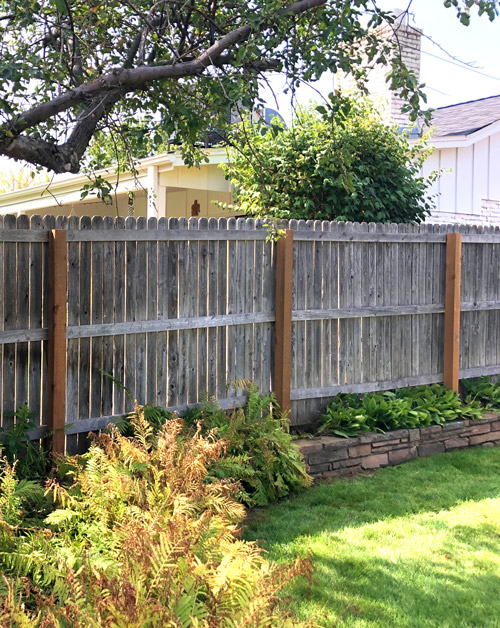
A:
18 187 233 220
165 189 234 218
160 163 235 217
160 163 232 192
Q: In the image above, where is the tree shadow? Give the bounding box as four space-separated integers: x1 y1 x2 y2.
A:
244 448 500 543
244 448 500 627
299 553 500 627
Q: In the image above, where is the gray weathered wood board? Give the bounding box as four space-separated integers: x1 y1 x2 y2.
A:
1 216 500 434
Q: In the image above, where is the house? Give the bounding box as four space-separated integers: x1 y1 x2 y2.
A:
417 94 500 225
336 8 500 226
0 147 236 219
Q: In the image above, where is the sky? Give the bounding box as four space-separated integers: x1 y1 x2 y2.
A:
261 0 500 117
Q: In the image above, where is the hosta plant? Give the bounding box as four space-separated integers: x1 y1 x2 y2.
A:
321 384 483 438
319 394 373 438
462 376 500 410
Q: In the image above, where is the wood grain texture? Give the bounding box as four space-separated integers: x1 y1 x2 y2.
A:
274 229 294 413
47 230 67 455
78 217 92 432
28 216 44 427
101 216 115 417
444 233 462 392
90 217 104 420
156 217 168 407
176 217 189 405
3 215 16 428
167 218 180 407
197 217 209 402
124 217 137 413
146 217 158 406
216 218 228 399
3 217 500 436
16 215 29 411
0 217 4 428
135 217 148 405
113 217 126 417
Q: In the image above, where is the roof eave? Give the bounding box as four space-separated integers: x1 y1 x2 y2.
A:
409 119 500 149
0 146 229 211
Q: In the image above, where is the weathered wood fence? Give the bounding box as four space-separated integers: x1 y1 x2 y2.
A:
0 215 499 453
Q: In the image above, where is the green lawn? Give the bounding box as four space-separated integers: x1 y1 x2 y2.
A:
244 447 500 628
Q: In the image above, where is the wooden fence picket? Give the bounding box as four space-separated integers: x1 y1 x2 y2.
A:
0 216 499 446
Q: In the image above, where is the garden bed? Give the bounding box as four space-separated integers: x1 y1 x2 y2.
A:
295 411 500 478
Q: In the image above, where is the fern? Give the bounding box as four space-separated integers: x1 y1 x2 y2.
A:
0 390 314 625
114 383 311 507
0 406 49 480
0 416 313 625
0 414 310 628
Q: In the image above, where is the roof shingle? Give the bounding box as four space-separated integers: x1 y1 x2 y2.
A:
428 93 500 137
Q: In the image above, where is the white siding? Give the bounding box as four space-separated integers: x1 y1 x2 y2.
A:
456 145 473 214
426 130 500 225
439 148 456 213
472 137 489 214
423 149 440 209
489 131 500 201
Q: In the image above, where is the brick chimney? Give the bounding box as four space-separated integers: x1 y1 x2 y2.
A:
335 8 422 127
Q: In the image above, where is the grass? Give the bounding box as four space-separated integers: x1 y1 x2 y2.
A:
244 447 500 628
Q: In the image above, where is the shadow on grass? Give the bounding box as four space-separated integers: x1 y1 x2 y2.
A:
244 448 500 627
301 553 500 627
244 447 500 543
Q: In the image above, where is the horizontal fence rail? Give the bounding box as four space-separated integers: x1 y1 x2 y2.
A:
0 215 499 453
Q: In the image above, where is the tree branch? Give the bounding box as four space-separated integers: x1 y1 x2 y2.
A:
0 90 126 172
6 0 325 136
0 0 325 172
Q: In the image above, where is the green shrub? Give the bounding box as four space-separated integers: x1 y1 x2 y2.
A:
462 376 500 409
187 386 312 506
0 405 49 480
397 385 482 424
224 95 436 224
319 393 374 438
0 410 313 626
117 385 312 506
320 384 483 437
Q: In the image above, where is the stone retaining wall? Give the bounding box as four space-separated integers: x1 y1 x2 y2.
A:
295 412 500 479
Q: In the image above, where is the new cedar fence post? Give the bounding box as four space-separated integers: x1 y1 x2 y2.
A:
274 229 294 413
443 232 462 393
47 230 67 455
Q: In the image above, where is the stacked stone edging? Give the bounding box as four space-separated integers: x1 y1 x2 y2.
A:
296 411 500 479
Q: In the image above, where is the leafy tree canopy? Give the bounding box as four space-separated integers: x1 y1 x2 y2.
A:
223 95 437 223
0 0 497 174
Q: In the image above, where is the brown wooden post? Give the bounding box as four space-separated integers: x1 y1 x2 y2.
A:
443 232 462 393
47 230 67 455
274 229 294 413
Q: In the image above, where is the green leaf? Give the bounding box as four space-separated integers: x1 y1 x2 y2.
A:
53 0 69 14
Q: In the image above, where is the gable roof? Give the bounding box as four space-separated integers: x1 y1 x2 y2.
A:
429 94 500 137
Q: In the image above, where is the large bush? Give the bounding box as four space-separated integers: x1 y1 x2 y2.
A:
224 95 436 223
0 410 312 626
